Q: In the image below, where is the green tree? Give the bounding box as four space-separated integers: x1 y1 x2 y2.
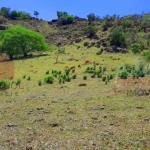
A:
10 10 18 19
84 26 97 37
131 43 141 54
87 13 95 22
110 28 126 47
0 26 49 59
0 7 10 18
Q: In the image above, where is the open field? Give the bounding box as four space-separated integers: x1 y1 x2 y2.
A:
0 46 150 149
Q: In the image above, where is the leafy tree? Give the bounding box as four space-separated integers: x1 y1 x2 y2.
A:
87 13 95 22
131 43 141 54
110 28 126 47
0 26 49 59
0 7 11 18
17 11 31 19
34 11 39 18
57 11 74 25
10 10 18 19
84 26 97 37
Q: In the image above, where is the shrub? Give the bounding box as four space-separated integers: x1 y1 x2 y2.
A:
38 80 42 86
118 71 128 79
46 71 49 74
97 73 102 78
91 73 96 78
87 13 96 21
78 64 81 68
27 76 31 81
44 76 54 84
72 74 77 79
83 75 87 80
84 26 97 37
102 76 106 82
131 43 141 54
16 79 21 85
65 69 70 75
72 69 75 73
23 75 26 78
0 80 9 90
66 76 71 82
110 28 126 47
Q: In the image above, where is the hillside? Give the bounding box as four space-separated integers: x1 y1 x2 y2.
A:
0 8 150 150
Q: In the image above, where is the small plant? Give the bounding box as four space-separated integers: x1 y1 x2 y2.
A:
72 69 75 73
66 76 71 82
23 75 26 78
44 76 54 84
38 80 42 86
91 73 96 78
78 64 81 68
46 71 49 74
111 68 116 72
118 71 128 79
83 75 87 80
102 76 106 82
103 67 107 72
72 74 77 79
0 80 10 90
27 76 31 81
120 66 123 70
97 73 102 78
65 69 70 75
16 79 21 85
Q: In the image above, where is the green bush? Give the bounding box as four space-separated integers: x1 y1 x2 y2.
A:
23 75 26 78
27 77 30 80
72 74 77 79
131 43 141 54
102 76 106 82
0 80 10 90
118 71 128 79
84 26 97 37
83 75 87 80
46 71 49 74
16 79 21 86
38 80 42 86
44 76 54 84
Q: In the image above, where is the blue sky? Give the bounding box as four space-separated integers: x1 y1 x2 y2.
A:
0 0 149 21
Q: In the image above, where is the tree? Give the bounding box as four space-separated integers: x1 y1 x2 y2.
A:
0 7 11 18
0 26 49 59
10 10 18 19
87 13 95 22
110 28 126 47
34 11 39 18
131 43 141 54
84 26 97 37
55 47 65 64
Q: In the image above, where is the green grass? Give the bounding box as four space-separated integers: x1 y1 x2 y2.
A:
0 45 149 149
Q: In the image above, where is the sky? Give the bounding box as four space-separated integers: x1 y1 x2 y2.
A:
0 0 149 21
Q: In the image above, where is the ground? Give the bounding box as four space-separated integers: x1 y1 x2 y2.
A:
0 46 150 150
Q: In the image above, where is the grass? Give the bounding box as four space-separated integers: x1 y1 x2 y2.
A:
0 45 150 149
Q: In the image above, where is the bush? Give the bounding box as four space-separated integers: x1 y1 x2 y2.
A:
78 64 81 68
87 13 96 21
83 75 87 80
16 79 21 86
110 28 126 47
38 80 42 86
0 80 9 90
23 75 26 78
27 76 31 81
84 26 97 37
118 71 128 79
97 73 102 78
46 71 49 74
65 69 70 75
44 76 54 84
72 74 77 79
131 43 141 54
102 76 106 82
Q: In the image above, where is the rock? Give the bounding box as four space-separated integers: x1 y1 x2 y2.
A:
49 123 59 127
75 38 81 43
83 42 89 47
79 83 87 86
68 58 74 61
7 123 18 127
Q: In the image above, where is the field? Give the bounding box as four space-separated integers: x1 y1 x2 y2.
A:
0 46 150 149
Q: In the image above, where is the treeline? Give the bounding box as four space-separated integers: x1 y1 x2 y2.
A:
0 7 31 20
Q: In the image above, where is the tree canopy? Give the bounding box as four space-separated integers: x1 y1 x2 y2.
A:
0 26 50 59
